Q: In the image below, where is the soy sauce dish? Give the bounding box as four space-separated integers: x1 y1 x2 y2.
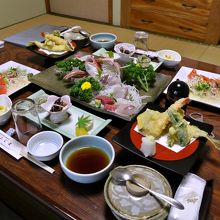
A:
59 135 115 184
27 131 64 161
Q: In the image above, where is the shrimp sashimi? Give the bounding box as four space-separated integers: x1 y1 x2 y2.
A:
187 69 220 97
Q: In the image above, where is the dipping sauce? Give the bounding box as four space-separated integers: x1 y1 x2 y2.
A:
66 147 109 174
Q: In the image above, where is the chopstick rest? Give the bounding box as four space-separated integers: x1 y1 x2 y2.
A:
167 172 206 220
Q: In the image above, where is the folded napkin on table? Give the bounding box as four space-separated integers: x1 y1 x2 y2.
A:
167 172 206 220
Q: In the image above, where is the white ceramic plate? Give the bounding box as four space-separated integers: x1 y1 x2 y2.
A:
164 66 220 108
0 61 40 95
28 90 111 139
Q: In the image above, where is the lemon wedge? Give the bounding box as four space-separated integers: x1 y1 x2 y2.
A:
75 127 88 137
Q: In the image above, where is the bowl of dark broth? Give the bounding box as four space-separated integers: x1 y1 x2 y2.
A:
59 135 115 183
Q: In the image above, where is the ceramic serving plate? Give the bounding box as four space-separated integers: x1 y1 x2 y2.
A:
28 51 171 121
164 66 220 108
26 43 75 60
0 61 40 95
112 102 213 176
26 30 89 59
28 90 111 139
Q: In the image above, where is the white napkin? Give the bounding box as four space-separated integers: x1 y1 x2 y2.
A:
38 48 67 55
167 173 206 220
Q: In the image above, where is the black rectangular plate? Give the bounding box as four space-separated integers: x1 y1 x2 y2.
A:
112 102 213 175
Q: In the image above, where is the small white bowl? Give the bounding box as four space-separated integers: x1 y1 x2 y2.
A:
59 135 115 184
0 94 12 126
157 49 181 68
27 131 64 161
114 43 136 63
89 32 117 50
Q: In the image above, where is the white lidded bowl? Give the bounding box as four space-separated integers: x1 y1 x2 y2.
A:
59 135 115 184
0 94 12 126
157 49 181 68
27 131 63 161
89 32 117 50
104 165 172 220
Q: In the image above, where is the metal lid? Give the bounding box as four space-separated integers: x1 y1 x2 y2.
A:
104 165 172 220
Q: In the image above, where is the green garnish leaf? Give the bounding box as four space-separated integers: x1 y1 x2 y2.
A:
123 61 155 92
107 51 114 58
70 77 102 102
55 58 86 73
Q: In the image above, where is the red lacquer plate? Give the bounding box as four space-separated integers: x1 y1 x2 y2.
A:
130 122 200 161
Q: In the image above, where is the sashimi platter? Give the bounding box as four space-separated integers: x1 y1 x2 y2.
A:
29 47 171 121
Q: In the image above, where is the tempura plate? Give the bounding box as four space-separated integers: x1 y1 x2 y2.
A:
112 102 213 175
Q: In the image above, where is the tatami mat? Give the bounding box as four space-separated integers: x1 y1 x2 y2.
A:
0 14 219 67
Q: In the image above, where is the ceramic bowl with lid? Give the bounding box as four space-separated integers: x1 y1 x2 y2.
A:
104 165 172 220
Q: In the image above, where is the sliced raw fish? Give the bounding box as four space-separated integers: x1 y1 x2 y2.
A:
95 95 115 105
63 70 88 79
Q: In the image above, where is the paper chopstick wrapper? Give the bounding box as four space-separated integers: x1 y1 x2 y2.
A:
0 129 54 173
167 173 206 220
0 129 23 160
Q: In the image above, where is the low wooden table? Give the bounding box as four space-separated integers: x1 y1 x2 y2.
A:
0 43 220 219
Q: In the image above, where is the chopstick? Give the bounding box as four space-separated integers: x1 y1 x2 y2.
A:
20 151 55 174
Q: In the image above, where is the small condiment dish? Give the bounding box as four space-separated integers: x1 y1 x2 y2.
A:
59 135 115 184
27 131 63 161
114 43 136 63
41 95 72 124
89 32 117 50
157 49 181 68
0 94 12 126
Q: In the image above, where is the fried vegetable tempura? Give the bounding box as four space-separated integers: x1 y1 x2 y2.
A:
30 32 72 52
137 110 169 138
137 97 220 150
